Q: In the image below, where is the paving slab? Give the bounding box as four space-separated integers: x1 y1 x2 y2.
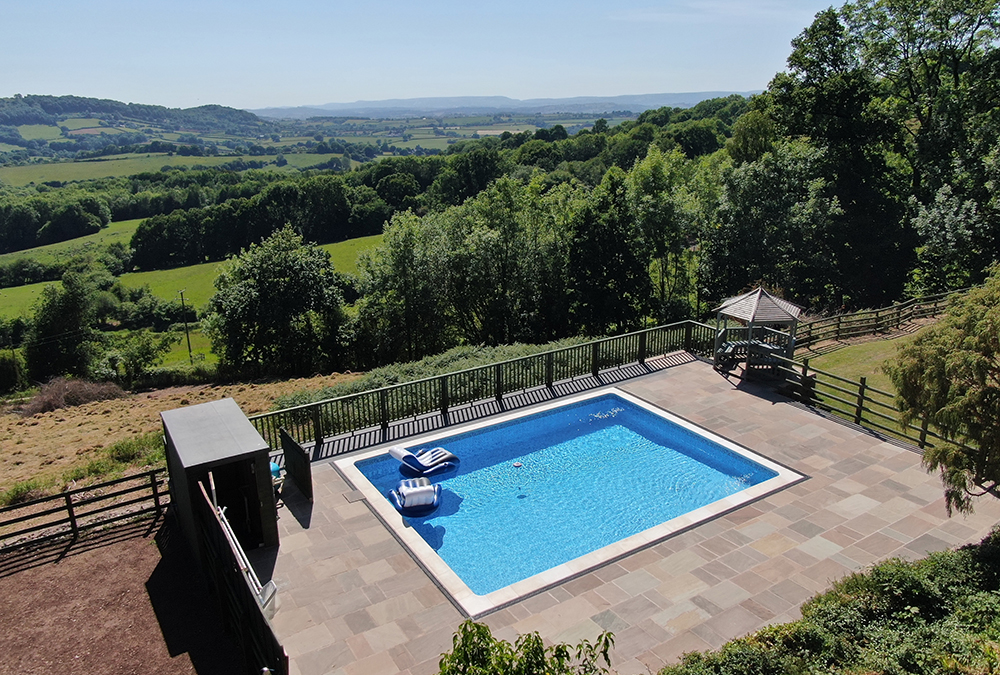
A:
263 358 1000 675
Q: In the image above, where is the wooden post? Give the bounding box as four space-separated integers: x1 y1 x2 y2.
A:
591 343 600 379
638 331 647 365
854 377 867 424
684 322 693 352
545 352 554 390
494 364 503 405
312 405 323 454
65 493 78 540
919 414 930 449
799 358 811 403
836 315 842 341
440 376 450 424
150 470 162 518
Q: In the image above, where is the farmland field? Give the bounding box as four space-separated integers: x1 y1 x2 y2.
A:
60 118 104 130
0 218 143 267
0 281 54 318
0 154 277 185
320 234 382 274
119 261 223 312
17 124 62 141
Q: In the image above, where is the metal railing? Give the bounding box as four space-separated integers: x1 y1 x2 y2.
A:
0 469 168 550
249 320 717 453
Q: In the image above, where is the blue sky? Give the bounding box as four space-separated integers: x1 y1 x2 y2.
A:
4 0 839 110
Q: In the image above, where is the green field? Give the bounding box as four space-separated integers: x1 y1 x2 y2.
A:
17 124 62 141
0 154 275 186
320 234 382 275
0 281 55 318
0 234 385 319
119 261 224 312
0 219 143 267
280 153 341 169
160 328 217 366
61 118 103 131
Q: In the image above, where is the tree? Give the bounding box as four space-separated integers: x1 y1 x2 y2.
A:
204 226 344 377
24 271 99 381
886 268 1000 514
568 167 653 335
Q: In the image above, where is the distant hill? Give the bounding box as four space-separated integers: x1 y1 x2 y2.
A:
0 94 265 133
250 92 760 119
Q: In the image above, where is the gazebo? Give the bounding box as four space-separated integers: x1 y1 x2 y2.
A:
713 287 803 374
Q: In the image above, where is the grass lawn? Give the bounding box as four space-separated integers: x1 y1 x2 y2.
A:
805 332 923 395
0 219 144 267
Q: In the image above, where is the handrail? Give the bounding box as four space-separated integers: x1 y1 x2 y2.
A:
249 320 718 453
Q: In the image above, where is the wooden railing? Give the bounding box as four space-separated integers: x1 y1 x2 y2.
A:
794 289 968 351
770 355 951 450
249 320 718 453
0 469 168 550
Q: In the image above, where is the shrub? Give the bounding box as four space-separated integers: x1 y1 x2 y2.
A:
0 479 44 506
20 377 125 416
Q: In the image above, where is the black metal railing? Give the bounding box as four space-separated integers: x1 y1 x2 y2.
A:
250 321 717 453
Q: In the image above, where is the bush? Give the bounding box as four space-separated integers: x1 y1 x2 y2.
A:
0 479 44 506
0 350 27 395
20 377 125 416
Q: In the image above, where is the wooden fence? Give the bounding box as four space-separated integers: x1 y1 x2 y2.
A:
794 288 967 351
0 469 168 551
250 320 718 453
771 354 951 450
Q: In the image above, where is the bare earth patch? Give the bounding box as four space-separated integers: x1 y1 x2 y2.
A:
0 373 359 493
0 518 243 675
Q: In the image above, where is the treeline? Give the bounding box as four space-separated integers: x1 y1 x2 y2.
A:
0 95 267 133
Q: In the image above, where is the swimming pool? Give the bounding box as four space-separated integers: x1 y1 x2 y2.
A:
336 389 802 616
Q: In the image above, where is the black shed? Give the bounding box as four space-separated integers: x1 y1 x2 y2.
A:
161 398 279 563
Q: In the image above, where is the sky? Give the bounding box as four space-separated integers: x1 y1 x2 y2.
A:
3 0 840 111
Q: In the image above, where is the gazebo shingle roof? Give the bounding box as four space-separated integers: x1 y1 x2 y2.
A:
715 287 803 324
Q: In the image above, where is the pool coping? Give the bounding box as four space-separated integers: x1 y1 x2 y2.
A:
334 388 805 618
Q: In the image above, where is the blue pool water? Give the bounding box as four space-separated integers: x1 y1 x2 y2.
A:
356 393 776 595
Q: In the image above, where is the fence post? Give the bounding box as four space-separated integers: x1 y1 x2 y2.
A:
684 322 693 352
440 375 450 424
854 377 867 425
638 331 647 365
836 315 842 341
65 493 78 540
150 470 162 518
919 414 930 449
312 405 323 454
379 389 389 440
545 352 554 390
799 358 812 403
591 342 600 379
494 364 503 405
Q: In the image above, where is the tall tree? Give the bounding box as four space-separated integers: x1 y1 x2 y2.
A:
568 167 653 335
204 226 344 377
886 267 1000 514
24 271 98 382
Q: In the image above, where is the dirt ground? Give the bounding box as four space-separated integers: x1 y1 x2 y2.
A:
0 373 358 494
0 516 245 675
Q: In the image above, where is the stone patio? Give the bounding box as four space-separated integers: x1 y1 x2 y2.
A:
257 355 1000 675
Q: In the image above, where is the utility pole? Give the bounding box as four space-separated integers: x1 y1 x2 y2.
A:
179 290 193 365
